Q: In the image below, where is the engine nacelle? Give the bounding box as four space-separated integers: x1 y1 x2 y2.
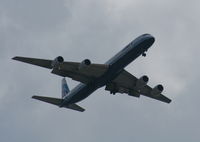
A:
136 75 149 89
51 56 64 69
151 84 164 96
79 59 91 70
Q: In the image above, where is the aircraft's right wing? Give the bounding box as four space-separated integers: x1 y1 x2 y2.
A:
13 56 109 84
105 70 171 103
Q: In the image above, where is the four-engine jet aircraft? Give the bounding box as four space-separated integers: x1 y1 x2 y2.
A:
13 34 171 112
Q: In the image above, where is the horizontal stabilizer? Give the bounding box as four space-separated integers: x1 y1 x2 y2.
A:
32 96 62 105
32 96 85 112
64 104 85 112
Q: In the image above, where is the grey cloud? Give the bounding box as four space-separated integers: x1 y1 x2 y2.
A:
1 0 71 32
0 0 200 142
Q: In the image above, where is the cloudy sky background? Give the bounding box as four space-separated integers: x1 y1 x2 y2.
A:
0 0 200 141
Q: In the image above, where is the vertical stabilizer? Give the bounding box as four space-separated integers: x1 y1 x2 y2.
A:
62 78 70 99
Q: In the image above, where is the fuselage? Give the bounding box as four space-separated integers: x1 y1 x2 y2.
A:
60 34 155 106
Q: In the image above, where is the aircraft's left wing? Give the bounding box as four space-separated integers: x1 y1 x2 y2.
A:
105 70 171 103
13 56 109 84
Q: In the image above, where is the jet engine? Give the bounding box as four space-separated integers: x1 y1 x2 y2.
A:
51 56 64 69
136 75 149 89
151 84 164 96
79 59 91 70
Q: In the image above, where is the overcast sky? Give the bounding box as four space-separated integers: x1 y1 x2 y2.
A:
0 0 200 142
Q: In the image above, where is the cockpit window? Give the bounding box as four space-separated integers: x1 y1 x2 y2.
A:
142 34 149 36
142 34 150 36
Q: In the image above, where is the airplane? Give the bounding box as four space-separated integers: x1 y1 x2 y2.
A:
12 34 171 112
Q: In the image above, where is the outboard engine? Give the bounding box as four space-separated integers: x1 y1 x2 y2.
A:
136 75 149 89
151 84 164 96
51 56 64 69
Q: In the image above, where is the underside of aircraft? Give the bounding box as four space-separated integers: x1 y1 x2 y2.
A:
13 34 171 112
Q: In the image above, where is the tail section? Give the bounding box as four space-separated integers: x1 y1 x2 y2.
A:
62 78 70 99
31 78 85 112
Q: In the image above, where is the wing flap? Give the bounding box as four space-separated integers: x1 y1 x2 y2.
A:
51 69 91 84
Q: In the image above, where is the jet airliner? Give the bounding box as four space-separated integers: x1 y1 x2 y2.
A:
13 34 171 112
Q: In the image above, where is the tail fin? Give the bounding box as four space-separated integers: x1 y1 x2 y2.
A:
62 78 70 99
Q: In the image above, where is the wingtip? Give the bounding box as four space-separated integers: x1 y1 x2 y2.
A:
80 108 86 112
12 56 18 60
32 95 38 99
78 108 85 112
164 98 172 104
12 56 26 61
12 56 22 61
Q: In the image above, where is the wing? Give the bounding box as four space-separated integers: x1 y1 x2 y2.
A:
13 56 109 84
32 96 85 112
51 62 109 84
105 70 171 103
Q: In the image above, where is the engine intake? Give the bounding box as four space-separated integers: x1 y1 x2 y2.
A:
57 56 64 62
151 84 164 96
79 59 91 70
83 59 91 65
136 75 149 89
51 56 64 69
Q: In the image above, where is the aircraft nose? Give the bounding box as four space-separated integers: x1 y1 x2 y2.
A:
143 34 155 43
148 35 155 45
142 34 155 48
